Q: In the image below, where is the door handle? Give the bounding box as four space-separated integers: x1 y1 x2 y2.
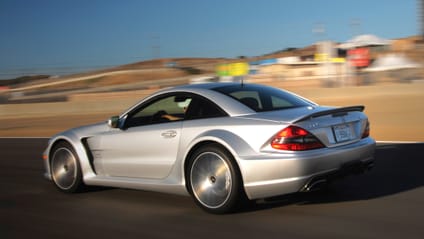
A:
161 130 177 138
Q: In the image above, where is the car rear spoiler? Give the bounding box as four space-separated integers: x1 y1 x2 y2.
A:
293 105 365 123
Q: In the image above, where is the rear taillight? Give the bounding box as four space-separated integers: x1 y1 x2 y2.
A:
362 120 370 138
271 126 325 151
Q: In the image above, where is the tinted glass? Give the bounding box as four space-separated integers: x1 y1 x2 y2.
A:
185 96 227 120
124 93 227 128
125 94 192 127
213 84 312 112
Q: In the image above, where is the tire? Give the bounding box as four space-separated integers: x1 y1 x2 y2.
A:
50 141 85 193
187 144 246 214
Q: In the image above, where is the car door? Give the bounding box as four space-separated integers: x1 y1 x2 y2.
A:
91 93 192 179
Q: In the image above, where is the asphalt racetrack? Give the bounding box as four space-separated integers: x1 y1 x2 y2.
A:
1 138 423 239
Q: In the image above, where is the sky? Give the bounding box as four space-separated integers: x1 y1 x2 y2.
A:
0 0 419 79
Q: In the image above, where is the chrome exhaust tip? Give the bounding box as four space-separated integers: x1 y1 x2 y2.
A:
301 179 328 192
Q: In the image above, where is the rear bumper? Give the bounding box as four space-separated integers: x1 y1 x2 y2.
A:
299 159 374 192
240 137 375 200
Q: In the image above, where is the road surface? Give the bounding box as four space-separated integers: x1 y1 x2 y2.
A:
0 138 423 239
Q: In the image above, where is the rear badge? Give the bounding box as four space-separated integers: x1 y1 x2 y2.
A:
308 122 319 129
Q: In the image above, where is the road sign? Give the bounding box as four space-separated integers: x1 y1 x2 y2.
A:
216 62 249 76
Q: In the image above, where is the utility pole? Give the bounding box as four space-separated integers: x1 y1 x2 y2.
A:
350 18 361 38
151 35 160 59
420 0 424 38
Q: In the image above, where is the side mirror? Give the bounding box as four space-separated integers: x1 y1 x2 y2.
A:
108 116 120 129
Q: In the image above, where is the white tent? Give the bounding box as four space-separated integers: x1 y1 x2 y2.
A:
364 54 421 72
338 34 391 49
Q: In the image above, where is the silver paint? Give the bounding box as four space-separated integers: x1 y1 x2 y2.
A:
43 83 375 202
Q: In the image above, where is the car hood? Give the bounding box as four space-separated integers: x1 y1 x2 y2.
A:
55 121 109 139
75 122 109 135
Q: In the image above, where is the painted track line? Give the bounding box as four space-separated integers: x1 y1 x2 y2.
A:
376 140 424 144
1 137 423 144
0 137 50 139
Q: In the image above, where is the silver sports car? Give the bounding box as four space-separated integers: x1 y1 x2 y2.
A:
43 83 375 213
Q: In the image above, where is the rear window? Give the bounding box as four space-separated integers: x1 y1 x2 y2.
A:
213 84 312 112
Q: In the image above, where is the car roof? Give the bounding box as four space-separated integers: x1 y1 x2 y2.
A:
123 82 255 117
172 82 244 91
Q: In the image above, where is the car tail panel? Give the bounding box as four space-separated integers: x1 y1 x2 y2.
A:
295 110 370 147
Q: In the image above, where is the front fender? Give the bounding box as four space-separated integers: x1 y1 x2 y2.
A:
45 131 97 183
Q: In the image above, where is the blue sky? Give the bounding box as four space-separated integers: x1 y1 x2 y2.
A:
0 0 419 79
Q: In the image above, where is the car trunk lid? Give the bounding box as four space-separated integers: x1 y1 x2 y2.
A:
240 105 368 147
293 106 368 147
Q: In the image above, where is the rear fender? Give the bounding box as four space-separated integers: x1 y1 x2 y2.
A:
183 129 256 184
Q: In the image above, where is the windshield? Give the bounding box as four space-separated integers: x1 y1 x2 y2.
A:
213 84 313 112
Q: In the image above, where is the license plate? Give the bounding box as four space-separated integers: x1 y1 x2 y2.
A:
333 124 352 142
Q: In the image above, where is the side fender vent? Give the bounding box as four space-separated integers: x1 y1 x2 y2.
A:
81 138 96 174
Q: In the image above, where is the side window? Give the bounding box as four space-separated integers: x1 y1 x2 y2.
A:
271 95 294 109
125 94 192 128
229 91 262 111
185 96 227 120
213 84 311 112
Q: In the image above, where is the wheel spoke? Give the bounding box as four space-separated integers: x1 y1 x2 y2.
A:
190 152 232 209
51 148 77 190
